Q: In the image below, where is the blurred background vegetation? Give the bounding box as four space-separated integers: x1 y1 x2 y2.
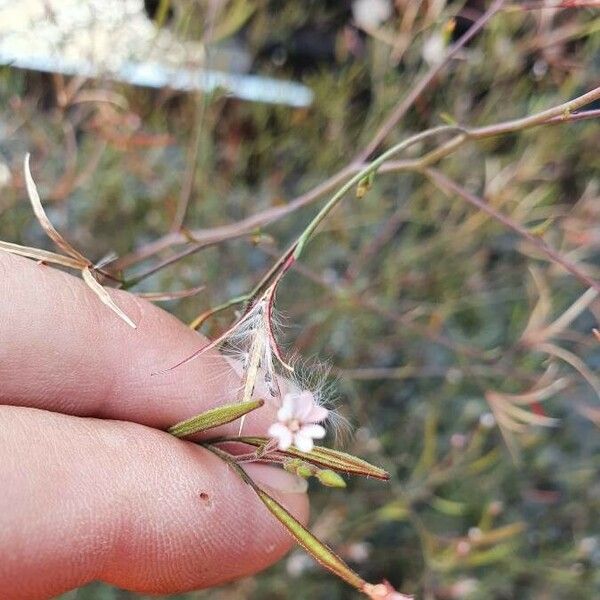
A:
1 1 600 598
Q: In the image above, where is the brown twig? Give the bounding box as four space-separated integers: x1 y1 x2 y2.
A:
112 86 600 276
509 1 600 10
112 3 506 272
111 165 355 271
356 0 507 162
169 0 227 232
423 168 600 294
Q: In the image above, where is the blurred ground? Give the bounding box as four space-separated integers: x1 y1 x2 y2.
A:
1 1 600 599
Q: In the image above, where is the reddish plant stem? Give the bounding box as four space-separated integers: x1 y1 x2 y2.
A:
356 0 507 162
423 167 600 294
511 1 600 10
112 2 506 273
113 91 599 278
122 236 231 289
110 166 355 272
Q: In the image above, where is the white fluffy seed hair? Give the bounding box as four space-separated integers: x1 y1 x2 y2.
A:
223 299 287 361
285 354 351 446
205 301 350 443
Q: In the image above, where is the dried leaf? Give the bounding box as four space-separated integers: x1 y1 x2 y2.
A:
81 267 137 328
135 285 205 302
168 400 264 438
577 403 600 427
537 287 598 341
504 376 568 405
0 240 82 269
538 341 600 397
23 154 88 264
501 401 559 428
521 267 552 343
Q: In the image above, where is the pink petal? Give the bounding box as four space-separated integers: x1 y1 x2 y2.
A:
295 390 316 420
293 432 314 453
268 422 293 450
277 394 295 421
306 404 329 423
299 424 326 440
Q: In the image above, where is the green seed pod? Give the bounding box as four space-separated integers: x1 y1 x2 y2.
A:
296 463 314 479
317 469 347 488
284 459 314 478
283 459 303 474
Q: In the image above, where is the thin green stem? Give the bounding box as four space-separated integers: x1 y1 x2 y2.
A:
293 125 462 260
189 294 249 330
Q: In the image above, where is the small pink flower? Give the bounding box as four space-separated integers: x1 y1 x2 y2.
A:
268 390 328 452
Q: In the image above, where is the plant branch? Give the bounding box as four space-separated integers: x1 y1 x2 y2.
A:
112 86 600 277
111 1 506 273
356 0 507 162
423 168 600 294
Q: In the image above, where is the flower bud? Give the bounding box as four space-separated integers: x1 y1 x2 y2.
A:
283 459 314 479
317 469 347 488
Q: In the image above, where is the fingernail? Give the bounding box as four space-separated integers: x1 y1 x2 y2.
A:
243 463 308 494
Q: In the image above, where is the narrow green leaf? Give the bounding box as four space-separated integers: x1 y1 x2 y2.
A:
204 444 403 599
0 240 82 269
430 495 466 516
255 487 365 590
463 542 518 567
168 400 264 438
221 437 390 480
527 217 554 237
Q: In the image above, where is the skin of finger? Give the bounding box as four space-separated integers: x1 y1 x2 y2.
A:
0 406 308 598
0 252 276 435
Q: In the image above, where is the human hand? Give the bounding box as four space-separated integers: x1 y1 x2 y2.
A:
0 252 308 599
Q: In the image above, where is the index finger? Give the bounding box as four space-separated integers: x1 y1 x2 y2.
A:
0 252 271 433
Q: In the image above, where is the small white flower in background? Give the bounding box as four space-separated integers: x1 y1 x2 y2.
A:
346 541 372 563
352 0 392 30
422 33 446 66
268 390 328 452
286 551 314 577
579 536 597 556
449 578 479 599
479 412 496 429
